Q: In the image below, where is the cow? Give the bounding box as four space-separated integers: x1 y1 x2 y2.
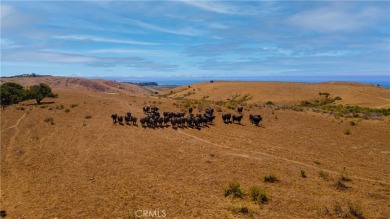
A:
157 117 164 127
118 116 124 125
189 107 193 114
205 108 214 116
111 113 118 123
130 116 137 125
237 107 243 114
193 116 201 129
151 106 159 113
249 114 263 126
140 117 147 127
143 106 150 114
163 117 170 126
232 114 243 124
124 115 131 125
171 117 177 128
222 113 232 123
204 113 215 124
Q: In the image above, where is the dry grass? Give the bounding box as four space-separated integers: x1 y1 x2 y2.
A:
1 79 389 218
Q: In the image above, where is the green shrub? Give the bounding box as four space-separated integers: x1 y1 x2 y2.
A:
344 129 351 135
250 186 268 204
224 181 244 198
266 101 274 105
264 174 279 183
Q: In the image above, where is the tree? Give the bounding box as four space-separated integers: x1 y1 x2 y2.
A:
0 82 26 109
27 83 57 104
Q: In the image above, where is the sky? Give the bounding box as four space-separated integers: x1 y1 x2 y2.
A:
1 0 390 81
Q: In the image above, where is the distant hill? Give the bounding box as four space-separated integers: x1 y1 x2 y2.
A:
0 76 148 95
162 81 390 108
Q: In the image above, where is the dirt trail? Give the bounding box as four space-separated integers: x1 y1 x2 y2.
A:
1 113 27 134
177 130 390 186
3 112 27 147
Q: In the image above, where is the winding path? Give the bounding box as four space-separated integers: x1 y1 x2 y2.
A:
177 130 390 186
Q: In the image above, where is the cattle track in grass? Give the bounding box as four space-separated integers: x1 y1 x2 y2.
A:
177 129 390 186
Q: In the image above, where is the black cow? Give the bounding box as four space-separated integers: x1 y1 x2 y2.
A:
163 112 171 118
118 116 124 125
249 114 263 126
189 107 193 114
204 113 215 124
237 107 243 114
125 115 131 125
205 108 214 116
193 117 201 129
222 113 232 123
130 116 137 125
143 106 150 113
111 113 118 123
163 117 170 126
140 117 147 127
232 114 243 124
151 106 159 113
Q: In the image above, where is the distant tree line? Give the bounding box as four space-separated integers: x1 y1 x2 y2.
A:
1 73 52 78
123 81 158 86
0 82 58 109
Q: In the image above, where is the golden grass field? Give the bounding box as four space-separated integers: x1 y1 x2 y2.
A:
1 77 390 218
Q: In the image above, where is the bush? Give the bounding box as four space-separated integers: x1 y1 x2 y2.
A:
344 129 351 135
250 186 268 204
264 174 279 183
230 205 254 216
349 202 365 219
85 115 92 119
350 121 357 126
44 117 54 125
341 167 351 182
319 170 330 181
300 170 307 178
65 109 70 113
70 104 78 108
266 101 274 105
56 104 65 110
224 181 244 198
334 179 350 190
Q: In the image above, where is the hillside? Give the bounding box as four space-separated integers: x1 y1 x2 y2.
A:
163 81 390 108
0 76 148 96
1 79 390 218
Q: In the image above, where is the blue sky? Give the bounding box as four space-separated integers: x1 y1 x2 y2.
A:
1 0 389 80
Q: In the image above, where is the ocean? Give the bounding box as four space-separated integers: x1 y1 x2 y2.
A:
92 75 390 88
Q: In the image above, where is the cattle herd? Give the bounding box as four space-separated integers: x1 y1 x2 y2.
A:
111 106 263 129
